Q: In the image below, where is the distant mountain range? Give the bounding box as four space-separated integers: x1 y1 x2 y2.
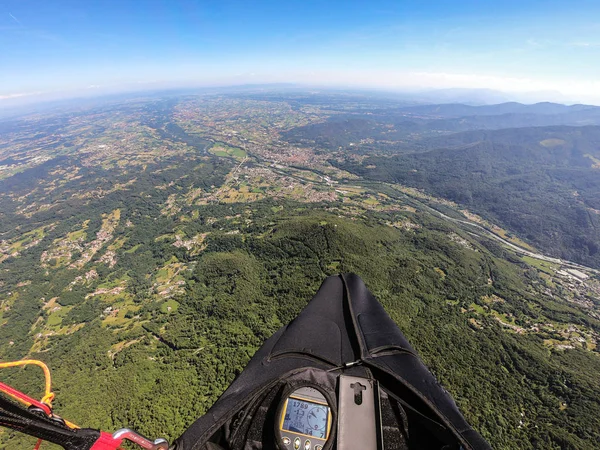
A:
2 84 594 117
282 101 600 151
400 102 600 117
409 87 582 106
396 102 600 130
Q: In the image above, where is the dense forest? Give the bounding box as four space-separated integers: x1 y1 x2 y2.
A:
334 126 600 269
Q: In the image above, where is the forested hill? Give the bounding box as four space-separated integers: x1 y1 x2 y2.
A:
282 102 600 151
334 125 600 268
408 124 600 151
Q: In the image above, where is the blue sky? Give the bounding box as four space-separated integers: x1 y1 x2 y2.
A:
1 0 600 103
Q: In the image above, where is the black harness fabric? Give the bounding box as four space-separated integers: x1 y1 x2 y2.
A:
173 274 491 450
343 274 491 450
0 395 101 450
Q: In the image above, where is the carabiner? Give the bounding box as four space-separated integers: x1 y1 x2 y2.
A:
112 428 169 450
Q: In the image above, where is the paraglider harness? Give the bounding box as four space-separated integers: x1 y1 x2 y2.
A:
1 274 491 450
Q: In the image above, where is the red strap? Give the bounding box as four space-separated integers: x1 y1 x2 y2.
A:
89 432 123 450
0 381 52 416
0 380 124 450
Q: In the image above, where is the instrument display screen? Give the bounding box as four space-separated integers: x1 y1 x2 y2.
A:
281 397 330 439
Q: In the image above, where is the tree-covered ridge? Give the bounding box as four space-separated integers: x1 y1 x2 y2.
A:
280 102 600 152
334 126 600 269
0 92 599 449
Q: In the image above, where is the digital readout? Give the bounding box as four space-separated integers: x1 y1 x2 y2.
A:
282 398 329 439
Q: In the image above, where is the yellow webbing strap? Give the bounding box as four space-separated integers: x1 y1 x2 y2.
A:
0 359 79 429
0 359 55 405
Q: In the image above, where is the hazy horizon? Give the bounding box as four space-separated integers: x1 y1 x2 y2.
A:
1 83 598 114
2 0 600 105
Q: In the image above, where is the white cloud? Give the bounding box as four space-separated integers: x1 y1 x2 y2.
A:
570 42 600 47
405 71 600 102
8 12 22 26
278 69 600 104
0 91 43 100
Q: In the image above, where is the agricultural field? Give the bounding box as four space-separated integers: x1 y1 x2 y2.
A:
208 142 247 159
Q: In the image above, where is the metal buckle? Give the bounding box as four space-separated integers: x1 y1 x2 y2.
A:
112 428 169 449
